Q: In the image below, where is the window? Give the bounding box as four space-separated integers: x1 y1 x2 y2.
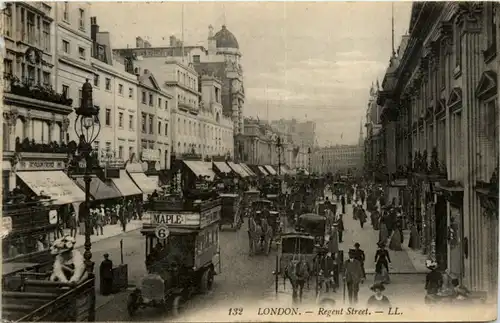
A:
215 87 220 103
62 85 69 98
105 142 111 153
129 146 133 158
63 2 69 21
149 93 153 106
78 89 82 106
158 98 162 108
141 91 146 104
118 146 123 159
27 12 35 44
158 121 162 135
149 115 154 134
3 6 12 37
129 87 133 98
165 100 168 110
62 40 70 54
78 47 85 59
105 108 111 126
129 115 134 130
118 112 124 127
141 113 147 133
4 59 12 76
93 74 99 87
165 123 168 136
105 78 111 91
79 8 85 30
193 55 200 63
118 84 123 95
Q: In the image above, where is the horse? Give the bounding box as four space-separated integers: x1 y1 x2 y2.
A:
248 216 263 256
285 258 311 304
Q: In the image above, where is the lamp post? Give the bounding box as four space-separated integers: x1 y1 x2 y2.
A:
74 79 101 274
307 147 312 175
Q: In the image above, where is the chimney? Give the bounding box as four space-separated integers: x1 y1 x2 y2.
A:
136 37 144 48
90 17 99 42
169 35 176 46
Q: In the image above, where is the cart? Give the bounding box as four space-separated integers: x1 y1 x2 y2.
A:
273 232 319 304
219 193 242 230
296 213 327 247
127 195 222 317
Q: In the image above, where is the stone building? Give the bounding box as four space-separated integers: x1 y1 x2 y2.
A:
378 2 498 297
364 80 384 178
2 2 75 194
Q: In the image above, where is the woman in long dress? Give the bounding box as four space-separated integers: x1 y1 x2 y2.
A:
378 217 389 245
374 242 391 284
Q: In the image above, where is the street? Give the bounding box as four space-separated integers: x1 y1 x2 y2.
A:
95 220 277 321
93 194 427 320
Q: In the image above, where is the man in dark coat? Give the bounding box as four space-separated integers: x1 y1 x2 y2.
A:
353 243 366 278
344 249 364 304
100 253 113 295
341 195 346 214
336 214 345 243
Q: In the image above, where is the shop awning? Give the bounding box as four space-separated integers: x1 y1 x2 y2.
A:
213 162 232 174
264 165 277 175
110 170 143 196
227 162 248 177
75 177 122 200
184 161 215 181
129 172 159 194
17 171 85 204
276 165 288 175
240 163 256 176
257 166 270 176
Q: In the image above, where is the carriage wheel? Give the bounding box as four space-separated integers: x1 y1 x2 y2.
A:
199 268 214 293
171 295 185 317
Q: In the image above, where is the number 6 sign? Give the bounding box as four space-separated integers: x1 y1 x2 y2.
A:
155 224 169 240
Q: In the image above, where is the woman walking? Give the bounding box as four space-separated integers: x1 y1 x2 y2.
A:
374 242 391 284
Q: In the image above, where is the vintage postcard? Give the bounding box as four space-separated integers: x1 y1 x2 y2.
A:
1 1 498 322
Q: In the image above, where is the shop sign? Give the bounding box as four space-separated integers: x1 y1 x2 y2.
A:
17 160 64 171
142 149 160 162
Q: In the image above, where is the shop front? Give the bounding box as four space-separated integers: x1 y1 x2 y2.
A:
264 165 277 176
227 161 250 178
74 177 122 202
213 161 232 176
257 165 269 176
240 163 256 177
141 149 162 186
126 163 160 197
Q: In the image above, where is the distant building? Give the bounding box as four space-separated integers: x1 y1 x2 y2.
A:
313 124 364 174
113 24 245 137
364 80 383 177
270 119 316 149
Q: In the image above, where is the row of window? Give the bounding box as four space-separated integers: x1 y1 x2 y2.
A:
177 70 197 91
4 59 52 87
177 117 232 140
140 113 169 136
62 2 86 32
61 39 87 60
3 5 51 52
141 91 169 110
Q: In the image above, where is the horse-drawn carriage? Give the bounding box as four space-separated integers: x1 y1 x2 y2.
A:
247 199 282 256
315 200 337 216
219 193 242 230
296 213 327 247
242 190 260 217
127 195 221 317
273 232 319 304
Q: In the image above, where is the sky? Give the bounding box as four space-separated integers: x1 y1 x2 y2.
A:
90 2 412 146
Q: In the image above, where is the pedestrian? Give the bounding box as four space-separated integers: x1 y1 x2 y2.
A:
358 206 367 229
353 242 366 279
336 214 345 243
100 253 114 296
69 211 77 237
341 195 346 214
378 215 389 245
374 242 391 284
343 249 364 305
367 283 391 309
424 260 442 296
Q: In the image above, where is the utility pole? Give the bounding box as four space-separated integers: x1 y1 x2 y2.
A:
276 136 282 193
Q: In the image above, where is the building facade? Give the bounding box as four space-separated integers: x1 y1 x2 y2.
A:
378 2 498 298
270 118 316 149
89 17 140 163
137 69 172 170
55 1 93 143
364 81 384 177
2 2 75 193
312 144 364 175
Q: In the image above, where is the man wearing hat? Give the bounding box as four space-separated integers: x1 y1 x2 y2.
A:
100 253 114 295
336 214 345 243
344 249 364 304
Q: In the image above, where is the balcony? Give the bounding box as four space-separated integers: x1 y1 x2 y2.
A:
4 75 73 113
15 138 75 154
178 101 199 114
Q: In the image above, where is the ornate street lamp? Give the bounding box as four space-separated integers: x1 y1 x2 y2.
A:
74 79 101 274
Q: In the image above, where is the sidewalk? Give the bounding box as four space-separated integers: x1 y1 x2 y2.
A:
62 220 144 249
329 194 425 274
